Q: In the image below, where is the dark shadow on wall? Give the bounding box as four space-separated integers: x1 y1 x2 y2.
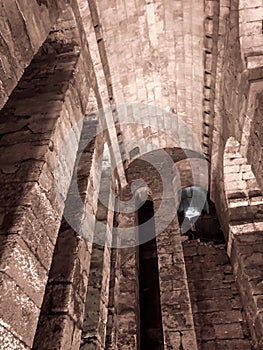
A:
138 200 164 350
36 0 48 7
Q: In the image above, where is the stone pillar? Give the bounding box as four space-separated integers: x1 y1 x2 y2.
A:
0 1 100 346
154 197 198 350
114 207 139 350
81 160 115 349
32 114 102 349
0 36 83 349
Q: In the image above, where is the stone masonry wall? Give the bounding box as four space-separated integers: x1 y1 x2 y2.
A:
33 112 103 349
111 156 199 350
211 0 263 227
211 0 249 224
0 0 67 110
183 240 253 350
239 0 263 69
156 216 198 350
224 137 263 349
247 92 263 191
0 3 100 348
231 232 263 350
210 1 263 344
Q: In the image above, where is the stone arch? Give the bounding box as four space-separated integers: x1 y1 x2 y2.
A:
123 147 209 208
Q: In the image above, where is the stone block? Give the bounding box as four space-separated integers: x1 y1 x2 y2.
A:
239 0 263 9
239 7 263 22
214 323 243 339
33 314 81 350
162 311 194 331
0 323 30 350
0 272 39 347
215 339 252 349
0 235 48 308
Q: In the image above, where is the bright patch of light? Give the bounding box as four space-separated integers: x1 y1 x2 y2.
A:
102 143 111 168
184 207 201 220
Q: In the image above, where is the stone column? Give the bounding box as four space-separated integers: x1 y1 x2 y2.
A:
81 160 115 349
32 112 103 349
114 209 139 349
154 197 198 350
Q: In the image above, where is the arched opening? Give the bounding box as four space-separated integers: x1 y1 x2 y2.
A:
138 200 164 350
178 186 224 244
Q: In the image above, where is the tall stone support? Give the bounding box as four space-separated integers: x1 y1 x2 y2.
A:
230 231 263 350
77 0 127 187
105 248 118 350
114 207 139 350
81 159 115 349
81 236 113 349
33 223 93 350
0 5 96 348
32 113 103 349
154 199 198 350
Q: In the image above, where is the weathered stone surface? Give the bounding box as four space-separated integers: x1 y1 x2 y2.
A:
0 323 30 350
184 240 253 349
0 0 67 110
0 2 99 347
0 272 40 347
0 0 262 349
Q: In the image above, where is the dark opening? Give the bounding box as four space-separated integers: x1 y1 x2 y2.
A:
138 200 164 350
178 187 225 244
